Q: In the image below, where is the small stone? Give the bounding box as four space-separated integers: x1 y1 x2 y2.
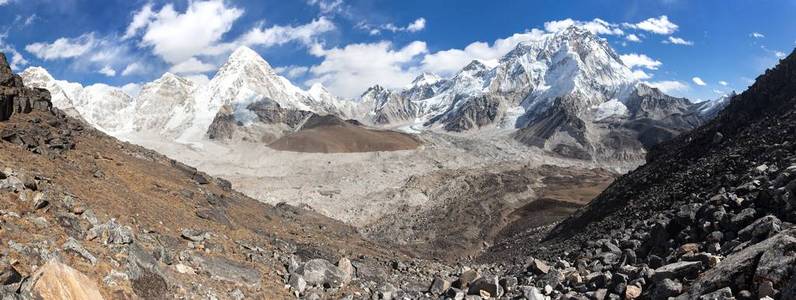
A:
528 258 551 275
625 285 642 299
32 192 49 210
337 257 353 284
174 264 195 274
498 276 517 292
180 229 208 242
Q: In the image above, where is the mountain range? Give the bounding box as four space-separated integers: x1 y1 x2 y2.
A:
21 26 730 161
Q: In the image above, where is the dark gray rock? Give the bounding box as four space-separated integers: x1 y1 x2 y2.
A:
737 215 781 242
653 278 682 300
467 277 503 298
429 276 450 295
698 287 733 300
653 261 702 281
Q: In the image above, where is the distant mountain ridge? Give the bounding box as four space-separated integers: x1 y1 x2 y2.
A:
21 27 730 160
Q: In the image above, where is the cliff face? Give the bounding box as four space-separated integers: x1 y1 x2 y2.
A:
0 53 52 121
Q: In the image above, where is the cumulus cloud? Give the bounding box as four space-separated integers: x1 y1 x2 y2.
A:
620 54 662 70
645 80 688 93
25 33 96 60
275 65 310 79
692 77 706 86
134 0 243 64
234 17 335 49
406 18 427 32
123 4 155 40
99 66 116 77
544 18 623 35
121 62 146 76
360 17 428 35
630 70 652 80
420 29 546 75
665 36 693 46
625 15 678 35
307 41 428 98
750 32 765 39
169 57 216 74
625 34 641 42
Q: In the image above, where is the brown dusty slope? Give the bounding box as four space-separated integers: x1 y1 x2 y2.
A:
268 115 421 153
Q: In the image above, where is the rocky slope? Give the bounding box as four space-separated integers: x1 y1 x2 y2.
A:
472 49 796 299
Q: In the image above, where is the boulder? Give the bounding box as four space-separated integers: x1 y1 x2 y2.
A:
298 259 347 289
87 219 134 245
738 215 781 242
337 257 354 284
528 259 551 275
453 269 479 289
467 277 503 298
288 274 307 294
29 260 104 300
0 262 21 285
429 276 450 295
653 261 702 281
195 255 261 286
653 278 682 299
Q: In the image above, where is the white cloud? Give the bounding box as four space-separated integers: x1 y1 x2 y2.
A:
625 34 641 42
136 0 243 64
275 65 310 79
123 4 155 40
0 0 9 5
25 33 96 60
406 18 426 32
645 80 688 93
665 36 693 46
121 62 146 76
169 57 216 74
620 54 662 70
692 77 706 86
750 32 765 39
307 41 428 98
99 66 116 76
630 70 652 80
421 29 546 75
306 0 344 14
360 17 428 35
625 15 678 35
544 18 623 35
0 33 28 70
234 17 335 50
21 14 37 26
718 80 728 86
775 51 786 58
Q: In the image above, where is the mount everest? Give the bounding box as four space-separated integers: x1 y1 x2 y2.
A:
20 26 729 160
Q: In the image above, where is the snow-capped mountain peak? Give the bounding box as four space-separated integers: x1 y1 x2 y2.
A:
408 72 442 88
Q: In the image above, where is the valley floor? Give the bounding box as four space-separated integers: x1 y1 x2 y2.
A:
119 128 636 262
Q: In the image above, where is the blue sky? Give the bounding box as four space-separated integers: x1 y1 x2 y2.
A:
0 0 794 100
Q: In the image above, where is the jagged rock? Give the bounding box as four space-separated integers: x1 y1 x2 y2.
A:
62 238 97 265
180 228 209 242
29 259 104 300
297 259 347 289
698 287 733 300
467 277 503 298
529 259 551 275
288 274 307 294
194 255 261 286
445 287 466 300
430 277 450 295
499 276 518 293
0 263 21 285
453 269 479 289
87 219 134 245
376 282 398 299
653 278 682 299
653 261 702 281
337 257 354 283
737 215 781 242
688 229 796 297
